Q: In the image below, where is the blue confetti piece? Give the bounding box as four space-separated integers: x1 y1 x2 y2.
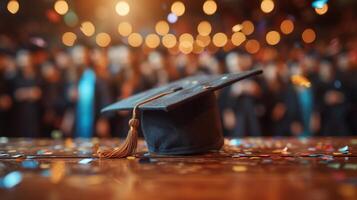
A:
0 171 23 189
312 0 328 9
22 160 39 169
338 146 349 153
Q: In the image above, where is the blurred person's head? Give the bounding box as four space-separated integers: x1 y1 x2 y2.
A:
108 45 129 74
225 52 239 73
199 52 219 74
70 45 90 66
238 53 253 71
319 60 334 82
54 50 72 70
148 51 163 70
41 62 60 83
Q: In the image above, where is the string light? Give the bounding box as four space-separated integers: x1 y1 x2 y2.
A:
212 32 227 47
115 1 130 16
260 0 275 13
145 34 160 49
315 4 328 15
155 21 170 36
162 34 177 48
96 33 111 47
203 0 217 15
266 31 280 45
245 39 260 54
7 0 19 14
197 21 212 36
80 21 95 37
231 32 246 46
193 42 204 54
171 1 185 16
280 19 294 35
64 11 78 27
128 33 143 47
54 0 68 15
302 28 316 44
241 20 254 35
118 22 132 37
62 32 77 47
167 13 178 24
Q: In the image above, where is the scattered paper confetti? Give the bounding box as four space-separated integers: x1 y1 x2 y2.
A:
0 171 23 189
338 146 349 153
78 158 93 165
344 164 357 170
232 165 247 172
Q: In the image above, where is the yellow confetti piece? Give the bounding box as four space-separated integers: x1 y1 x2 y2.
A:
126 156 136 160
291 75 311 88
50 161 66 184
232 165 247 172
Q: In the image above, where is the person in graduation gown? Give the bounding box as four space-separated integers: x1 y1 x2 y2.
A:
0 52 14 137
12 50 42 137
72 46 112 138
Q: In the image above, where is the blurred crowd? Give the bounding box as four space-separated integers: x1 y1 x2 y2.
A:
0 36 357 138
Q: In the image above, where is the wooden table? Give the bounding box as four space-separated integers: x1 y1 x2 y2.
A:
0 137 357 200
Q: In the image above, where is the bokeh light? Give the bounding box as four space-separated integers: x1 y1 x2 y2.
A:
115 1 130 16
231 32 246 46
245 39 260 54
280 19 294 35
232 24 243 32
118 22 132 37
302 28 316 43
315 4 328 15
167 13 178 24
197 21 212 36
54 0 68 15
179 33 194 43
266 31 281 45
128 33 143 47
145 34 160 48
196 35 211 47
96 33 111 47
62 32 77 47
212 32 228 47
179 41 193 54
80 21 95 37
64 11 78 27
203 0 217 15
171 1 185 16
260 0 275 13
155 21 170 36
241 20 254 35
7 0 19 14
162 34 177 48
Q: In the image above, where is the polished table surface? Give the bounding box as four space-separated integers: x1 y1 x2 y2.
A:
0 137 357 200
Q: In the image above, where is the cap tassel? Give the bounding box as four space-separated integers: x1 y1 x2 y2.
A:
96 88 180 158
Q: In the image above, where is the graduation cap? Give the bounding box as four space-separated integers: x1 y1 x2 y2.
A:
97 68 262 158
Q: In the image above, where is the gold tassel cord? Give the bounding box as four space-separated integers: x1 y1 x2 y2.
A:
96 88 181 158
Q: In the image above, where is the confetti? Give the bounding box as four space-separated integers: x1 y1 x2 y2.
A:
338 146 349 153
78 158 93 165
0 171 23 189
327 163 341 169
232 165 247 172
126 156 136 160
50 161 66 184
344 164 357 170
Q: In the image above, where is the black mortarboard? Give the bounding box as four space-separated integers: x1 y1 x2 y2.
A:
97 68 263 158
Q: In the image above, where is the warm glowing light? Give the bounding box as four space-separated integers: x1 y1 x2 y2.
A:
266 31 281 45
128 33 143 47
162 34 177 48
155 21 170 36
260 0 275 13
232 24 242 32
118 22 132 37
167 13 178 23
196 35 211 47
179 33 194 43
291 75 311 88
315 4 328 15
80 21 95 37
115 1 130 16
54 0 68 15
280 19 294 35
203 0 217 15
193 42 204 54
197 21 212 36
212 32 228 47
231 32 246 46
96 33 111 47
241 20 254 35
7 0 19 14
145 34 160 49
179 41 193 54
245 39 260 54
302 28 316 44
62 32 77 47
171 1 185 16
